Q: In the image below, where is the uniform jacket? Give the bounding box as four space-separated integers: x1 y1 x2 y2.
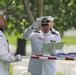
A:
23 26 62 75
0 30 16 75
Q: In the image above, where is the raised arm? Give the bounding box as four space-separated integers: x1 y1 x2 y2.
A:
23 20 41 40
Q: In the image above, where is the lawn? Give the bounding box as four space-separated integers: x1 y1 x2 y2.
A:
5 33 76 45
9 65 13 75
57 72 64 75
61 37 76 45
5 33 17 45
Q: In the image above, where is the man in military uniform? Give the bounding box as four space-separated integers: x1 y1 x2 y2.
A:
0 10 22 75
23 16 62 75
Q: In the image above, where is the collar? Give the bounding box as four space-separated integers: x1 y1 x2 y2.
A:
40 30 51 36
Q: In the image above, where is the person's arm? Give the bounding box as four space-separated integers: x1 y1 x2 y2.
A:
23 20 41 40
0 37 22 63
22 26 34 40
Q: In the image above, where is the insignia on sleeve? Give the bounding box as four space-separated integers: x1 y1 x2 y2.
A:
34 30 40 33
51 31 59 35
51 29 59 35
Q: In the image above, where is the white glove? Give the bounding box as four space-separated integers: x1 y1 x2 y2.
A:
15 54 22 61
31 20 41 29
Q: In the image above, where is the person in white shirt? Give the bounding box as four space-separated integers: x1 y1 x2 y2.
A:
23 16 62 75
0 10 22 75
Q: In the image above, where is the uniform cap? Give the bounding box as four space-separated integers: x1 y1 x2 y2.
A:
36 16 54 21
41 18 50 25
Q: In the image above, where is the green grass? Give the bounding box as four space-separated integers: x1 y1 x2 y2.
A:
9 65 13 75
27 37 76 45
5 33 17 45
9 66 64 75
57 72 64 75
61 37 76 45
5 33 76 45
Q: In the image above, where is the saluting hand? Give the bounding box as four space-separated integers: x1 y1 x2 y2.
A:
31 20 41 29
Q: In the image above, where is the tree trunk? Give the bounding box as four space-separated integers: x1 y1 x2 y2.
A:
15 38 26 56
37 0 43 17
22 0 35 56
22 0 34 24
61 30 64 38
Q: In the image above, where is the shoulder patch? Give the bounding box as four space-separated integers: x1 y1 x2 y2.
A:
51 31 59 35
50 28 59 35
34 30 40 33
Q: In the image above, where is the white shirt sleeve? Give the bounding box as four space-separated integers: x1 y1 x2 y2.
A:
22 26 34 40
0 37 16 63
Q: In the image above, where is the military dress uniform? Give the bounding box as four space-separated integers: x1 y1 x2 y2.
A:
0 30 22 75
0 11 22 75
23 16 62 75
0 30 16 75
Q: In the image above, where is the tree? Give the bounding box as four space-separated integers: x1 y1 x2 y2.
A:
28 0 76 36
0 0 30 55
43 0 76 36
0 0 76 56
22 0 34 24
37 0 43 17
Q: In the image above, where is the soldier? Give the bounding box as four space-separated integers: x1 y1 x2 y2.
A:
0 10 22 75
23 16 62 75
